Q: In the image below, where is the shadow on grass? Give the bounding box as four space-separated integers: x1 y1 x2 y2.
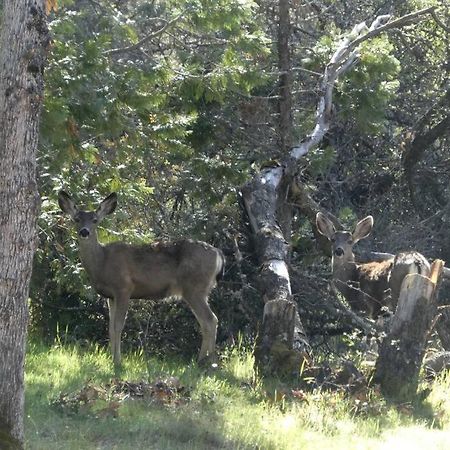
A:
25 343 277 450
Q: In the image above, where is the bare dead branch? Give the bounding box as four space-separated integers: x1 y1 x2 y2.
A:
288 7 436 163
329 282 380 335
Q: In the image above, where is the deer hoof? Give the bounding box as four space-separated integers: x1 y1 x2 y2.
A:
198 354 219 371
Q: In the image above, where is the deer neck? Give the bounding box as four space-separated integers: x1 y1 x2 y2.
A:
78 231 105 283
332 253 358 285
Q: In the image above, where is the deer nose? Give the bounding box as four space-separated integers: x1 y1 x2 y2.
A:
79 228 90 238
334 247 344 257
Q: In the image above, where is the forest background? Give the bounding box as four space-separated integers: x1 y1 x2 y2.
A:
29 0 450 362
1 0 450 448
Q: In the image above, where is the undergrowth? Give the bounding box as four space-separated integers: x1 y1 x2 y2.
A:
25 340 450 450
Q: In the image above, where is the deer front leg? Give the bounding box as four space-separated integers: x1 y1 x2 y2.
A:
108 294 130 368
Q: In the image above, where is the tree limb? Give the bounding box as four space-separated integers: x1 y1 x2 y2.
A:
287 6 436 167
329 282 380 335
430 8 450 33
104 11 185 56
402 87 450 178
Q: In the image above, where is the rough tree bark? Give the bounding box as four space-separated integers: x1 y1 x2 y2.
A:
0 1 49 447
373 260 444 401
242 167 309 374
241 7 437 374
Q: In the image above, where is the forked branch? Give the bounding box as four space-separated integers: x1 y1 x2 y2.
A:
288 6 437 164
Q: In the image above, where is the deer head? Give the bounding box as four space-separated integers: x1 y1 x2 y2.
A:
316 212 373 265
58 191 117 239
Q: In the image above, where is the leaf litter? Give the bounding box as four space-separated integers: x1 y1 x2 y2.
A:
51 376 189 418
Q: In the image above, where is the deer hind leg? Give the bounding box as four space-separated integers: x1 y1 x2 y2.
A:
108 294 130 367
183 288 218 363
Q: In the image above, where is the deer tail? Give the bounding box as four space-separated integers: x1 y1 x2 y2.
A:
216 249 226 281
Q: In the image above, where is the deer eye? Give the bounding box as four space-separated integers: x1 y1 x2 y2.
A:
74 216 80 223
331 237 336 243
92 218 98 224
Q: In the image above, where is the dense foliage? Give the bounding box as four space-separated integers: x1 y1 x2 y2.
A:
31 0 450 359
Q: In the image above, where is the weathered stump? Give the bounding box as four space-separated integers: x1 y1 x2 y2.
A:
255 297 310 375
373 260 444 401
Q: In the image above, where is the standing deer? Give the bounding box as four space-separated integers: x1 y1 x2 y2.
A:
58 191 224 367
316 212 430 318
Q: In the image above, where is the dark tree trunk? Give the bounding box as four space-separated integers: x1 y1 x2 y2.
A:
276 0 294 240
277 0 293 155
373 261 443 401
436 307 450 350
0 1 49 447
401 87 450 209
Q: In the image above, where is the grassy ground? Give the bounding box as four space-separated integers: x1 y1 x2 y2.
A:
25 341 450 450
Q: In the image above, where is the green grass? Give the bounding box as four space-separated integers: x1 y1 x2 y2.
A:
25 342 450 450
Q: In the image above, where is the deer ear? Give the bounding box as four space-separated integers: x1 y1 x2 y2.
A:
58 191 77 218
97 193 117 220
352 216 373 243
316 212 336 240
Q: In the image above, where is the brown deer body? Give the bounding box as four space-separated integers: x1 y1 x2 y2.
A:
316 212 430 318
58 191 224 367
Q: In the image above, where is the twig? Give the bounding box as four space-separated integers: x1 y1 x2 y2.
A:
328 282 380 335
104 11 185 56
430 8 450 33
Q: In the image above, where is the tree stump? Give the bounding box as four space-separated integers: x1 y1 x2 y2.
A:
255 297 310 375
373 260 444 401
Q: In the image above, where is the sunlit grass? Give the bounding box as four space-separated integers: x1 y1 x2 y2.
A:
25 341 450 450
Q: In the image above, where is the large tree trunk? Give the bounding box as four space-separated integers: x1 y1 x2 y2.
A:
0 1 48 447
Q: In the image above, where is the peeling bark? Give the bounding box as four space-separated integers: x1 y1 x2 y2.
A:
242 169 310 373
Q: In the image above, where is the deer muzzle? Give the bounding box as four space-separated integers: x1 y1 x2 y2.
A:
79 228 90 238
334 247 344 257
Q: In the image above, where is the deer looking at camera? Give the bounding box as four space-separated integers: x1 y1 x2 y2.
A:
58 191 224 367
316 212 430 318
